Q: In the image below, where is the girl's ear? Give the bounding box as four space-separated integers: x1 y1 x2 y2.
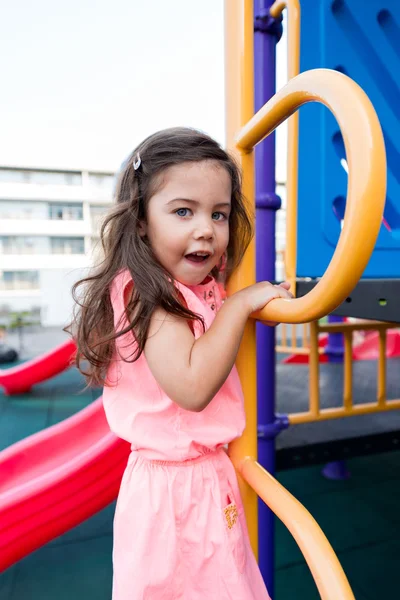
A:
137 220 147 237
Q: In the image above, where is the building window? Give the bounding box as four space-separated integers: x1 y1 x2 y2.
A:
0 170 30 184
0 168 82 186
50 237 85 254
0 200 49 220
0 271 39 291
0 236 50 255
49 203 83 220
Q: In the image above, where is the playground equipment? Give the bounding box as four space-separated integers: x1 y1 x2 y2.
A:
225 1 385 597
0 339 76 395
279 321 400 423
280 321 400 363
294 0 400 319
0 397 129 571
235 0 399 595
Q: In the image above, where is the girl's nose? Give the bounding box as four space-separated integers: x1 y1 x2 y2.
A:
194 221 214 240
193 223 214 240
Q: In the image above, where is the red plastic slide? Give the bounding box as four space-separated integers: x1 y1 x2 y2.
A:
0 339 77 395
352 329 400 360
0 397 130 572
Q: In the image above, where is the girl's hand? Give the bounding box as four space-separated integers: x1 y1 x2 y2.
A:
236 281 293 324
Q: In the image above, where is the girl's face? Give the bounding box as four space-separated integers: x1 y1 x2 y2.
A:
140 160 231 286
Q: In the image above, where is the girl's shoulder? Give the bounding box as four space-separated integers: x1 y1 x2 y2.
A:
110 268 132 296
109 269 134 322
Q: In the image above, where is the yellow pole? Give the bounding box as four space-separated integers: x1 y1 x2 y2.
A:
377 329 387 406
343 331 353 412
309 321 320 417
224 0 259 556
270 0 301 287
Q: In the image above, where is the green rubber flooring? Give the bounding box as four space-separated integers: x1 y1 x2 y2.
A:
1 360 399 599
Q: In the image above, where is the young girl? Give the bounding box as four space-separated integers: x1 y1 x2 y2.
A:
70 127 292 599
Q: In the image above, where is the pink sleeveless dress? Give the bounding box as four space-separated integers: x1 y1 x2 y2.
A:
103 268 271 600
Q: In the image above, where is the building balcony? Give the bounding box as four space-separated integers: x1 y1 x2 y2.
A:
0 254 91 270
0 219 92 236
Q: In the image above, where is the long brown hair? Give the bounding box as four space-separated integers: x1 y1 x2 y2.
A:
66 127 253 387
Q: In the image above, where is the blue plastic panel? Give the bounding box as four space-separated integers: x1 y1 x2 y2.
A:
297 0 400 278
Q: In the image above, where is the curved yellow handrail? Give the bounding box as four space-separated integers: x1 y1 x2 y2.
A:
231 457 356 600
236 68 386 323
270 0 300 285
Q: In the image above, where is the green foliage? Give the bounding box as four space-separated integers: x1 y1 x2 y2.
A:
8 310 40 330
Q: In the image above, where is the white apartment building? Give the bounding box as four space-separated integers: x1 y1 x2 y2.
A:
0 166 115 327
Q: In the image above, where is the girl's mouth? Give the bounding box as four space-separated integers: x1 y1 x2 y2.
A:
185 252 211 264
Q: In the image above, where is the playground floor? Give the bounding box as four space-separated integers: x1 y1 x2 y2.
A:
1 332 399 599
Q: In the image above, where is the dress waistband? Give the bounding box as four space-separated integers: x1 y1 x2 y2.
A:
129 447 226 468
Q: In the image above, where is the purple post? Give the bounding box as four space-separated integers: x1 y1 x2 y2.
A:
324 315 351 479
325 314 345 363
254 2 282 595
322 460 351 480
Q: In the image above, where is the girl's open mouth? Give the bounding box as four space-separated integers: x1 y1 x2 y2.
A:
185 252 211 263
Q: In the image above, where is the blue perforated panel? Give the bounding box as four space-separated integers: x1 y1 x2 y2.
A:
296 0 400 278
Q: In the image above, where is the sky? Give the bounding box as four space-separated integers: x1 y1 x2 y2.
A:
1 0 287 179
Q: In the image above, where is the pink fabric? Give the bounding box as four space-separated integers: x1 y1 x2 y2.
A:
104 268 271 599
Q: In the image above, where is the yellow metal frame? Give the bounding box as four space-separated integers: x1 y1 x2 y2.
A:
225 1 386 598
277 322 312 355
290 320 400 424
277 320 400 423
270 0 300 289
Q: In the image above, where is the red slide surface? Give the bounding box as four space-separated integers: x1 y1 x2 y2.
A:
0 397 130 572
0 339 77 395
352 329 400 360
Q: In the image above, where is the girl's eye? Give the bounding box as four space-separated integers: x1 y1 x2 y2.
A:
212 211 227 221
175 208 191 217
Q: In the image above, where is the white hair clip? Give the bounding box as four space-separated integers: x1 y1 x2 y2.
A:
133 153 141 171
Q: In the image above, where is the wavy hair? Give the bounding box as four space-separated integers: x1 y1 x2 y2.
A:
66 127 253 387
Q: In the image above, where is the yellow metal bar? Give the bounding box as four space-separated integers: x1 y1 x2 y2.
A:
319 321 398 333
289 399 400 425
377 329 387 406
270 0 300 83
343 331 353 412
270 0 300 286
309 321 320 417
275 345 326 355
224 0 259 557
282 323 288 347
303 322 309 348
232 457 355 600
236 69 386 324
291 324 297 348
275 345 313 355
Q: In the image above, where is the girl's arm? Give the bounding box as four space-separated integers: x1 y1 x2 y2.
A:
144 282 292 412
